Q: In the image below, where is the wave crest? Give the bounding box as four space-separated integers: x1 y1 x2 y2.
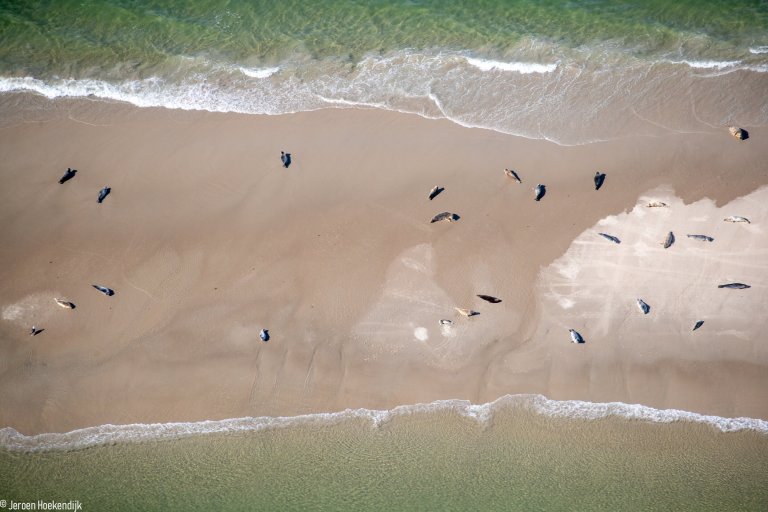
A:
464 57 557 74
2 394 765 453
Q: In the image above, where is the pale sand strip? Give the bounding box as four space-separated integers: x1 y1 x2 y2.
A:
0 94 766 434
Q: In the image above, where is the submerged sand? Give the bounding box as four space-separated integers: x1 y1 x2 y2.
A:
0 94 766 434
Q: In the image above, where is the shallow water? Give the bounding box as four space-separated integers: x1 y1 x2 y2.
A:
2 402 767 511
1 1 766 144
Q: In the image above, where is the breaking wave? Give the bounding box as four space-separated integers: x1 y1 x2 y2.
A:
0 47 766 145
2 394 766 453
464 57 557 74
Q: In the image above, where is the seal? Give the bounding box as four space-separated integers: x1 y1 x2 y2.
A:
728 126 748 140
692 320 704 331
92 284 115 296
569 329 585 344
58 168 77 184
636 299 650 315
723 216 750 224
428 186 444 200
686 234 714 242
439 319 453 325
477 294 502 303
97 186 111 204
718 283 750 289
260 329 270 342
662 231 675 249
280 151 291 168
455 307 479 317
646 201 668 208
534 184 546 201
594 172 606 191
431 212 460 223
504 168 522 183
598 233 621 244
54 298 75 309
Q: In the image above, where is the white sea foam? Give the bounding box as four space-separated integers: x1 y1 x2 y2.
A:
238 66 280 78
678 60 741 70
749 46 768 54
464 57 557 74
2 394 765 453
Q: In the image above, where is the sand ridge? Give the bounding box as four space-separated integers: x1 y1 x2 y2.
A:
0 94 767 434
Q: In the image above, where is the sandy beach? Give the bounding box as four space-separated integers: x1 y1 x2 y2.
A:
1 93 767 435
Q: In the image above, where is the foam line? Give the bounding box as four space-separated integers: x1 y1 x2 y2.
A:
2 394 765 453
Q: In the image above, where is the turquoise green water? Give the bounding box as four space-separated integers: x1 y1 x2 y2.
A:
1 0 766 71
2 407 767 511
1 1 766 143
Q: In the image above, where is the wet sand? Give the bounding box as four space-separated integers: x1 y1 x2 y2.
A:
0 93 766 434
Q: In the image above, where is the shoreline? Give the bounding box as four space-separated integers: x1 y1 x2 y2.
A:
1 94 767 435
4 393 768 453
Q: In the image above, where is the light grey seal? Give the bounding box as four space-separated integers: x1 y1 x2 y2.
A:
569 329 585 344
662 231 675 249
428 186 444 200
504 168 522 183
692 320 704 331
431 212 460 223
646 201 668 208
439 319 453 326
92 284 115 296
534 184 546 201
728 126 748 140
636 299 650 315
455 307 479 317
686 234 714 242
718 283 750 289
594 172 606 191
724 216 750 224
598 233 621 244
54 298 75 309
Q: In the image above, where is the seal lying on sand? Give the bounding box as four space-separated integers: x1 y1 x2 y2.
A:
477 294 502 303
724 216 750 224
260 329 269 342
569 329 585 344
646 201 668 208
431 212 460 223
598 233 621 244
594 172 606 191
534 184 546 201
92 284 115 296
686 234 714 242
504 168 522 183
54 298 75 309
97 186 111 204
58 168 77 184
439 319 453 326
636 299 650 315
280 151 291 168
455 307 479 317
30 326 43 336
692 320 704 331
662 231 675 249
718 283 750 289
728 126 748 140
428 186 444 200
